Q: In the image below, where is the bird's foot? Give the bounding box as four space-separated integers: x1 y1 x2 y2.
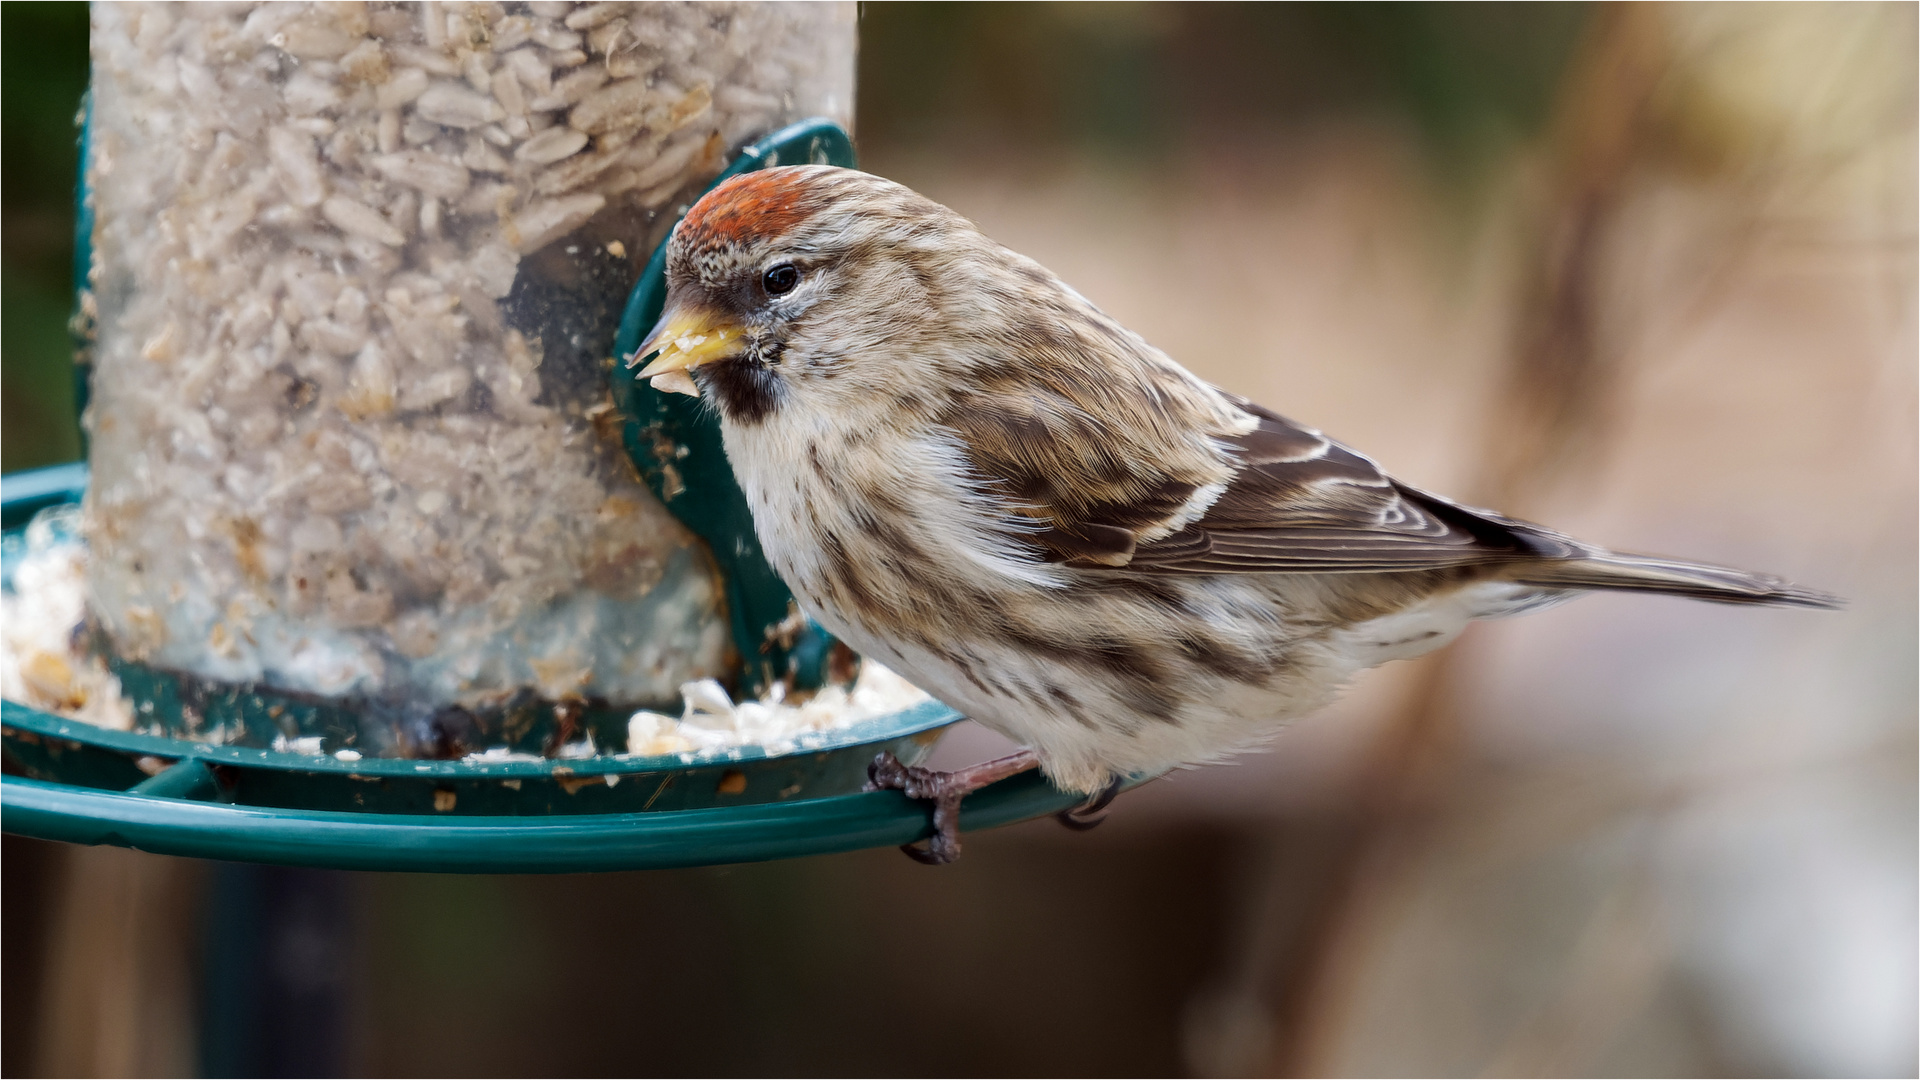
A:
867 748 1040 865
1055 775 1124 831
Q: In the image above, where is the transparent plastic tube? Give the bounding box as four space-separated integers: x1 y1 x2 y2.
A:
80 1 855 750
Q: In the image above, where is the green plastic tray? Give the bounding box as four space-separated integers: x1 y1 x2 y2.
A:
2 692 960 817
0 769 1082 874
0 728 1080 874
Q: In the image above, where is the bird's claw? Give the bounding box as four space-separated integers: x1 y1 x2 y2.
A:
867 747 1042 865
1055 775 1124 831
898 821 963 865
865 751 944 801
868 751 967 864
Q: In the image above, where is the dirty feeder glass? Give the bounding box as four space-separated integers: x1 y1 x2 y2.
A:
79 1 856 756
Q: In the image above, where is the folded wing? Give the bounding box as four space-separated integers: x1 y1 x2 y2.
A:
946 381 1577 574
1127 396 1580 573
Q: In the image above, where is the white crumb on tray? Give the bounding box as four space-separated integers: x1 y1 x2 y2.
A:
462 745 546 764
625 664 931 758
272 734 327 755
0 508 134 730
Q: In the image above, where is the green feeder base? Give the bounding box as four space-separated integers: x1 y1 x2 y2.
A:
0 755 1084 874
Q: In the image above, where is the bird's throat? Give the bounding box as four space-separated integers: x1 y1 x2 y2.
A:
700 358 784 425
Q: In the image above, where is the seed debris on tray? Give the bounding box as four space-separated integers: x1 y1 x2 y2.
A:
2 510 928 759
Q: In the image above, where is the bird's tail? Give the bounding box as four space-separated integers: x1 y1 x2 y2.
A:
1506 551 1843 609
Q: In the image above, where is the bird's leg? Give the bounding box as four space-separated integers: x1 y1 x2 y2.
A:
867 748 1040 865
1055 774 1124 832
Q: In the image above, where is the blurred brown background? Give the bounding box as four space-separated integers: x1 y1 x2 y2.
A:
4 2 1914 1076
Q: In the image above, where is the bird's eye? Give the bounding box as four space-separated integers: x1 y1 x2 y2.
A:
762 264 800 296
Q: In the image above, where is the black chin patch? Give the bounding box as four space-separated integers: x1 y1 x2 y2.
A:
699 358 783 424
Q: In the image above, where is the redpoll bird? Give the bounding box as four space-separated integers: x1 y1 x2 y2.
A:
634 165 1837 863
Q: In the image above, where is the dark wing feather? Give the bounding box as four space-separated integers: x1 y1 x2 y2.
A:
1129 397 1578 573
938 374 1241 569
949 384 1575 574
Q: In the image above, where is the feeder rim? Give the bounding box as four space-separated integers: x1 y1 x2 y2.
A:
1 697 965 779
0 460 87 530
1 767 1090 873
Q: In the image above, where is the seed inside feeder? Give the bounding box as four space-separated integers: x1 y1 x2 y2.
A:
75 1 858 755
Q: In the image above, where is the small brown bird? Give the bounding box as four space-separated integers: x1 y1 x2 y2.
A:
635 165 1837 863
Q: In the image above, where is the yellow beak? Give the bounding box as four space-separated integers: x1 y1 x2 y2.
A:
629 307 743 397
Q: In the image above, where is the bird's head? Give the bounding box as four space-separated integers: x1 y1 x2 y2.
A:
637 164 990 424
